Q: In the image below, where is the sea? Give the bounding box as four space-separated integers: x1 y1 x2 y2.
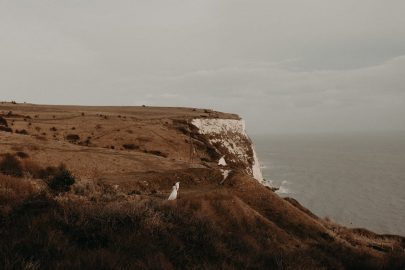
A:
253 132 405 236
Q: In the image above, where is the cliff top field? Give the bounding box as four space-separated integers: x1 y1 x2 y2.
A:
0 102 404 270
0 102 240 191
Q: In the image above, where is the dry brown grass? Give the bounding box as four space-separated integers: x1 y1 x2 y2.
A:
0 175 405 270
0 154 76 194
0 191 307 269
0 174 36 214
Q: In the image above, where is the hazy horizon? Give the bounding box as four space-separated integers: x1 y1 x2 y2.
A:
1 0 404 134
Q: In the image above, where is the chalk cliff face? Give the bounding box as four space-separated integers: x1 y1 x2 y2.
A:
191 118 263 182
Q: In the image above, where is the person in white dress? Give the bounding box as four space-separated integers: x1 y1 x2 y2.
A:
168 182 180 200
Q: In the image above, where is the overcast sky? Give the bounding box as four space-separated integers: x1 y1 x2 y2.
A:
1 0 404 134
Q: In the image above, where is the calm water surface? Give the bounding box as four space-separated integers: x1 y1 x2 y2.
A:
253 133 405 236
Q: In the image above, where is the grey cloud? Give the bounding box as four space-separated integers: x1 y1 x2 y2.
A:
1 0 404 134
141 56 405 133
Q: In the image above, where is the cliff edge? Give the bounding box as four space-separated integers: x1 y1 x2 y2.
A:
0 102 404 270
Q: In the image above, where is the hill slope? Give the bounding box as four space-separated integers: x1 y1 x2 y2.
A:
0 102 404 269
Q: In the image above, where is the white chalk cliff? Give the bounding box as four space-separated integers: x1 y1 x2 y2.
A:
191 118 264 182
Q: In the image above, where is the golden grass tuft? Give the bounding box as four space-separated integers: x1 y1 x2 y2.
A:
0 174 36 214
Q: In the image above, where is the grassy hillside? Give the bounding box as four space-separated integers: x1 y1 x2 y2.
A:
0 103 404 269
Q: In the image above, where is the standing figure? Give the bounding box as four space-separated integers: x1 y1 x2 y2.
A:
168 182 180 200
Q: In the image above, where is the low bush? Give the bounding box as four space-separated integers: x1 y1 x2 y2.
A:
15 129 29 135
45 164 76 193
123 144 139 150
0 154 75 194
0 116 8 126
65 134 80 142
0 126 12 133
0 154 23 177
15 151 29 159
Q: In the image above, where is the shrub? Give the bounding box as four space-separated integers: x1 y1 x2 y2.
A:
0 116 8 126
148 150 168 158
16 151 29 159
123 144 139 150
65 134 80 142
0 126 12 133
15 129 29 135
46 165 75 192
0 154 23 177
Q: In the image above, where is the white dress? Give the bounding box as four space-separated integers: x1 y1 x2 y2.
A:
168 185 178 200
